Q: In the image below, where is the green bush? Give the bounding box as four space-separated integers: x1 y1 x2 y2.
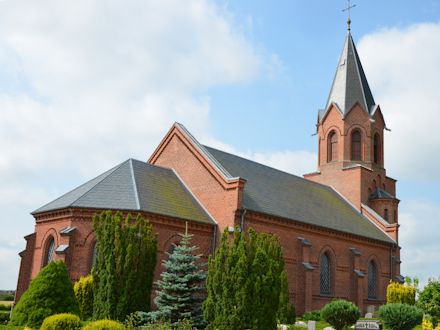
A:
40 313 82 330
0 293 14 301
387 281 416 305
142 319 196 330
82 319 125 330
74 275 93 320
418 279 440 326
9 261 79 328
0 311 9 324
379 303 423 330
125 311 149 329
0 305 11 311
320 299 360 330
302 310 321 321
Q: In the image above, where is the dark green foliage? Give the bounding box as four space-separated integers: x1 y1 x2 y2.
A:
320 299 360 330
143 319 196 330
9 261 79 328
302 310 322 321
379 303 423 330
0 311 9 324
74 275 93 320
0 305 10 311
277 270 296 324
125 311 149 329
0 294 14 301
92 211 157 321
82 319 125 330
40 313 82 330
148 233 206 328
418 278 440 326
204 228 286 330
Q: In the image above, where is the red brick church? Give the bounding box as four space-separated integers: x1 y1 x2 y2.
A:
16 30 402 315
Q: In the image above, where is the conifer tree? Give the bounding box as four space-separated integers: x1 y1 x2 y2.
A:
204 228 288 330
148 232 206 328
92 211 157 321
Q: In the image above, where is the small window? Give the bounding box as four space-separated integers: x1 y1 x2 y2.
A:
328 131 338 162
44 236 56 266
320 253 331 295
384 209 389 221
374 134 381 164
368 261 377 299
351 130 362 160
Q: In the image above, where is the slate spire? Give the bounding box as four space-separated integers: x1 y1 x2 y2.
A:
325 32 376 116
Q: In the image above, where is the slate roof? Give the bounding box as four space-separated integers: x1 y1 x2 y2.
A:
321 32 376 121
204 146 395 244
33 159 214 225
369 188 397 200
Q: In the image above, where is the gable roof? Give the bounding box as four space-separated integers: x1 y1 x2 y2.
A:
321 32 376 121
204 146 395 244
33 159 214 225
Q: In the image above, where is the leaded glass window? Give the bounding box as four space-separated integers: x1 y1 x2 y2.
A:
368 261 377 299
320 253 331 295
45 237 55 266
328 131 338 162
351 130 362 160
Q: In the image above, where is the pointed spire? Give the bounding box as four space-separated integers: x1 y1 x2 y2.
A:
324 32 376 117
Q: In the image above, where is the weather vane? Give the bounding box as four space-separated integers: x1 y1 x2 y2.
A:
342 0 356 31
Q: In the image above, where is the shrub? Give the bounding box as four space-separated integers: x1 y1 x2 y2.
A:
125 311 149 329
320 299 360 330
142 319 196 330
0 293 14 301
379 303 423 330
0 311 10 324
9 261 79 328
40 313 82 330
74 275 93 320
387 281 416 305
82 319 125 330
302 310 321 321
418 279 440 326
0 304 11 311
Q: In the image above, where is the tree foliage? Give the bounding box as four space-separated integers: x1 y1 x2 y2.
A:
203 228 288 330
92 211 157 321
74 275 93 320
40 313 82 330
387 281 416 305
418 278 440 326
277 270 296 324
148 233 206 328
10 261 79 328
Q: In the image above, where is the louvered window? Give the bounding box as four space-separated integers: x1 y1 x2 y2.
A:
351 130 362 160
320 253 331 295
374 134 381 164
328 131 338 162
368 261 377 299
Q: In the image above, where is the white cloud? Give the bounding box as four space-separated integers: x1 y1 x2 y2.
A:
0 0 269 289
399 200 440 288
358 23 440 181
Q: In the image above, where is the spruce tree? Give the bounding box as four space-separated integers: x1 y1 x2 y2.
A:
148 233 206 328
92 211 157 321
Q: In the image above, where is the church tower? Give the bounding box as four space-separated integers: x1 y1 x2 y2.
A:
304 31 400 242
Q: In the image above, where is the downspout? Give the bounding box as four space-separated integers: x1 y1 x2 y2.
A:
211 225 217 256
240 208 247 232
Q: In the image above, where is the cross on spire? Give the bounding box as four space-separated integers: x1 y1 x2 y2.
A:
342 0 356 31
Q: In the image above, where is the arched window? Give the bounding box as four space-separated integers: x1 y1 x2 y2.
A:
327 131 338 162
351 130 362 161
368 261 377 299
384 208 389 222
373 134 381 164
44 236 56 266
320 253 331 295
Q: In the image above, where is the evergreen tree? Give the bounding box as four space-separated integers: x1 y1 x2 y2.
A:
149 233 206 328
92 211 157 321
204 228 288 330
10 261 79 328
277 270 295 324
74 275 94 320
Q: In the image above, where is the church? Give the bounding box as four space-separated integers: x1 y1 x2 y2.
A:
16 29 402 315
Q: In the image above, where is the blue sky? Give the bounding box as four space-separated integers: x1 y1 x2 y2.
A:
0 0 439 290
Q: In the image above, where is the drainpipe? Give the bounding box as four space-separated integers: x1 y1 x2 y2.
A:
240 208 247 232
211 225 217 256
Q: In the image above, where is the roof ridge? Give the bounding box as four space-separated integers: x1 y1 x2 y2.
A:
32 161 126 214
128 159 141 210
204 145 335 190
70 159 131 207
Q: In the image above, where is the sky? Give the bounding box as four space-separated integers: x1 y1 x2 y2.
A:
0 0 439 290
